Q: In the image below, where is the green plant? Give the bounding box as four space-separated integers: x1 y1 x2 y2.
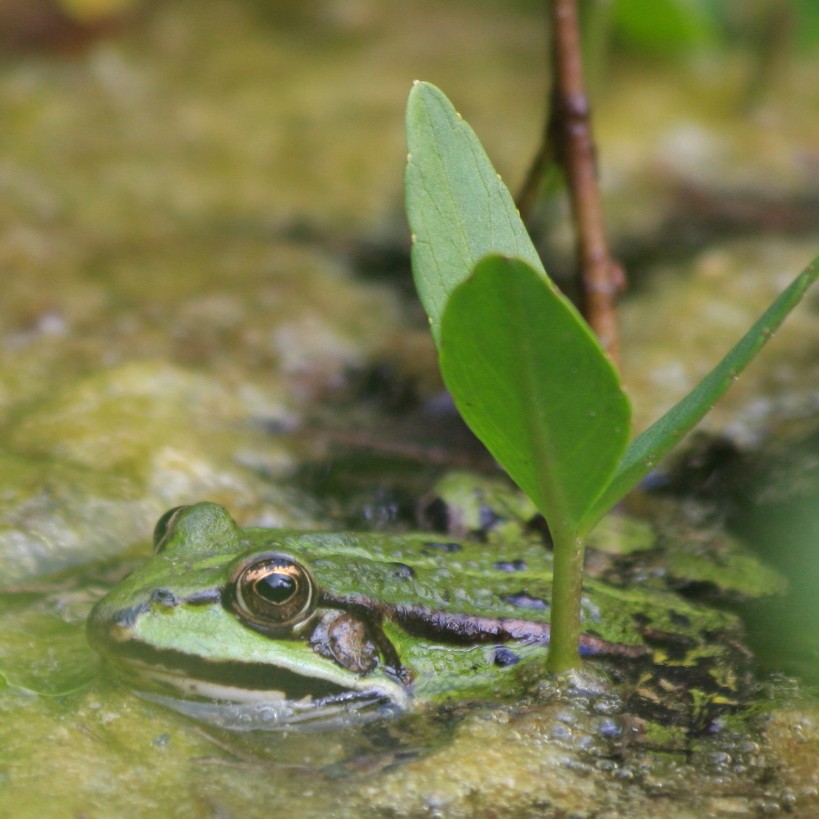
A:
405 81 819 672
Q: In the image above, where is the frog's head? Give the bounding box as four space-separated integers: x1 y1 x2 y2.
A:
87 503 408 730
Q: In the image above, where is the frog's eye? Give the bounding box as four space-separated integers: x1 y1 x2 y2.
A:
153 506 189 553
229 553 317 633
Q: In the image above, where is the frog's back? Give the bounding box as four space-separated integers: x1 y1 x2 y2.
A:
241 528 739 648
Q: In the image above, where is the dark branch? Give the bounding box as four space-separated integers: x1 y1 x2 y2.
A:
519 0 623 362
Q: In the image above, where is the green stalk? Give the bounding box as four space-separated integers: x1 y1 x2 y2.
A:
546 527 585 672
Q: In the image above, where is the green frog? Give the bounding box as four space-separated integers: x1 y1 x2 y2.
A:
87 493 749 731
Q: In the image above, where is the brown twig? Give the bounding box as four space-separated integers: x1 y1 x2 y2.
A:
551 0 622 361
519 0 623 363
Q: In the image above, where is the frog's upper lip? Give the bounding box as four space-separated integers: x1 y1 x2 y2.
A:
95 635 357 701
86 601 412 711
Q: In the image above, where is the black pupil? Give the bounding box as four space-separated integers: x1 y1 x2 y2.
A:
255 571 296 604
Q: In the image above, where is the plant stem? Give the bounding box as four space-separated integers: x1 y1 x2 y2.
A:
546 526 585 672
548 0 622 363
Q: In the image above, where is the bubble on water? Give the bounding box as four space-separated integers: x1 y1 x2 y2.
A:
592 695 623 716
598 719 622 739
550 723 573 741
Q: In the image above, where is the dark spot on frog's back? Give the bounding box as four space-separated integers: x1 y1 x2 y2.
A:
422 541 461 554
492 559 527 573
502 592 549 610
493 647 521 667
639 627 698 660
670 611 691 628
632 612 651 629
389 562 415 580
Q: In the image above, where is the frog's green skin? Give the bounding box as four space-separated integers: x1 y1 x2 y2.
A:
87 502 741 730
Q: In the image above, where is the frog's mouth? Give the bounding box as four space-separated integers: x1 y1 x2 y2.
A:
89 626 409 731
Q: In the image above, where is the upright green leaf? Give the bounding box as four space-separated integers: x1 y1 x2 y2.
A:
405 81 544 345
581 255 819 531
439 255 631 537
